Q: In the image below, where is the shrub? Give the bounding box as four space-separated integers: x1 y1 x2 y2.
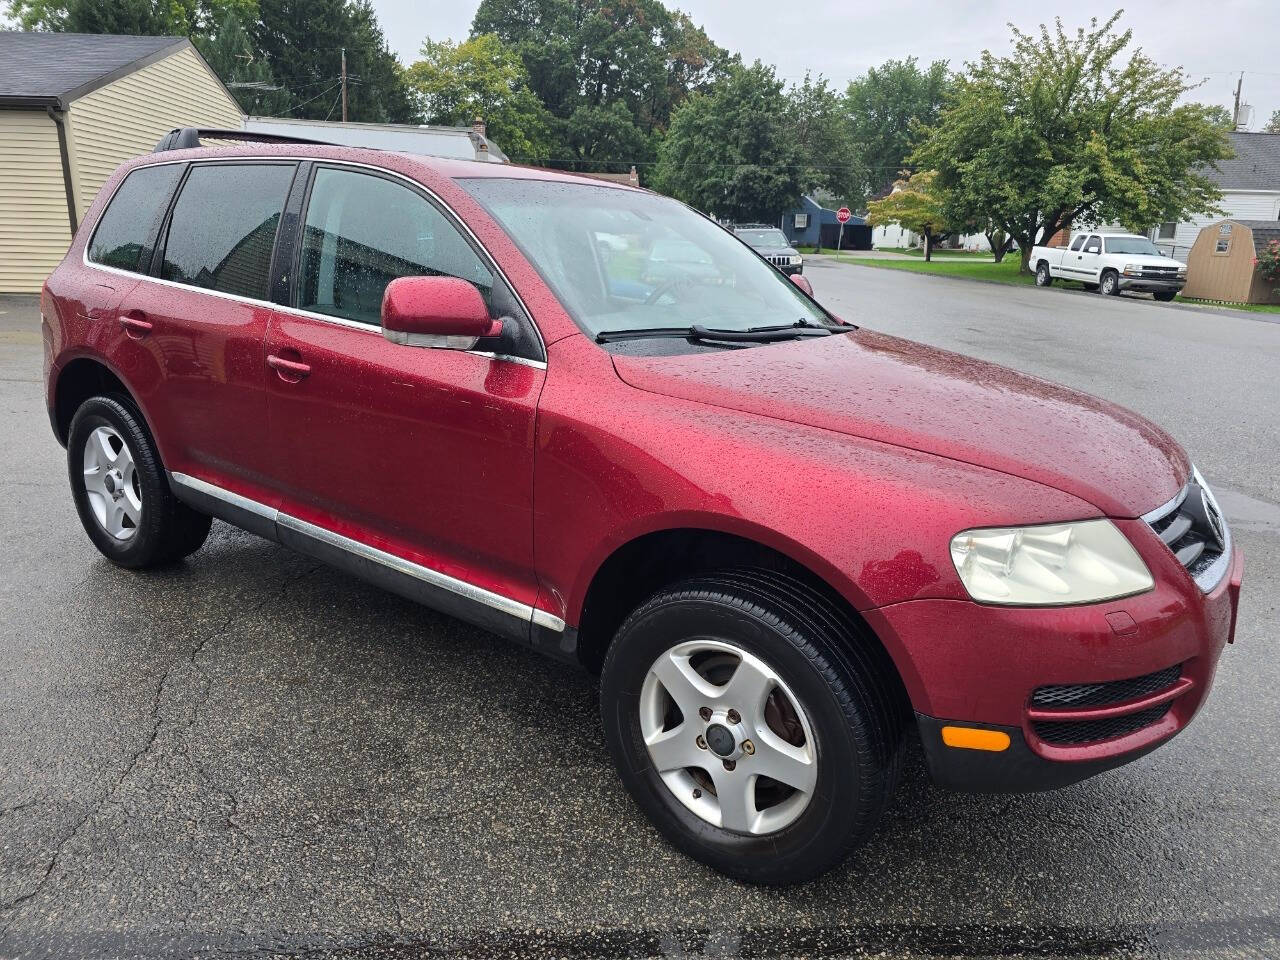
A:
1255 239 1280 284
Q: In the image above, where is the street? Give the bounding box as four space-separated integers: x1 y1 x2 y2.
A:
1 266 1278 959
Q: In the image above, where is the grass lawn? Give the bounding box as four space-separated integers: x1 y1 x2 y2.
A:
840 255 1037 286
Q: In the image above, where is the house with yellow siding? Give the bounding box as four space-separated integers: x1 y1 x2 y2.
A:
0 32 243 293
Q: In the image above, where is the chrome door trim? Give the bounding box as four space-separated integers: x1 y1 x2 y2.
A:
167 472 565 633
172 471 276 520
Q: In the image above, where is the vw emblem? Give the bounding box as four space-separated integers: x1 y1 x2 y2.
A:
1200 490 1226 550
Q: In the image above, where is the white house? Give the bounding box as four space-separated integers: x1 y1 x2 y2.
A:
1149 132 1280 262
871 221 991 252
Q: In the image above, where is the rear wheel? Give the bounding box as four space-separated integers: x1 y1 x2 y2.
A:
68 395 211 568
600 569 905 884
1035 262 1053 286
1100 270 1121 296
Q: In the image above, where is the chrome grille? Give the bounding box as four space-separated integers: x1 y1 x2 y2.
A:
1143 472 1229 591
765 254 791 267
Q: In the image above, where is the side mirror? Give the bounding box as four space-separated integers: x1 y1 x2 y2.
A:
789 273 814 296
381 275 502 350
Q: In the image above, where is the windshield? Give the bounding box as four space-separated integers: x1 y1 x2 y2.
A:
459 178 828 338
1104 236 1162 256
736 229 789 249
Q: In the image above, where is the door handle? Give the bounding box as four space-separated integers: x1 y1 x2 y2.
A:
267 354 311 380
119 313 152 338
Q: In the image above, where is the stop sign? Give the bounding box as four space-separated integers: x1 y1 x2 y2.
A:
836 207 851 223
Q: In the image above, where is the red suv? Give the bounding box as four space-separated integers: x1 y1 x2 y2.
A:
42 134 1243 884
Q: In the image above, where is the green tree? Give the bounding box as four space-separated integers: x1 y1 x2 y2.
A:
914 12 1232 272
407 34 553 162
255 0 416 123
6 0 254 34
655 61 804 223
843 57 950 208
866 170 954 260
1199 104 1235 129
787 73 855 198
195 9 292 116
1264 109 1280 134
470 0 730 169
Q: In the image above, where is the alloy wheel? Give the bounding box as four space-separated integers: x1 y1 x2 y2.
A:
639 639 817 835
82 425 141 541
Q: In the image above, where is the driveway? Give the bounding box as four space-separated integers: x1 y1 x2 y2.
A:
1 280 1278 959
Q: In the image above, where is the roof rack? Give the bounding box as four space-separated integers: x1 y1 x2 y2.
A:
153 127 334 153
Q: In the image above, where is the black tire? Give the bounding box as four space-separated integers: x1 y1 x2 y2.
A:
600 568 906 884
1099 270 1120 296
1035 262 1053 286
67 395 211 569
1154 291 1177 302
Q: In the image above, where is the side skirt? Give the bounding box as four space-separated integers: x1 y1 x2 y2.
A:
168 472 578 664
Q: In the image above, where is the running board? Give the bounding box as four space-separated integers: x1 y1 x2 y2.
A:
168 472 574 659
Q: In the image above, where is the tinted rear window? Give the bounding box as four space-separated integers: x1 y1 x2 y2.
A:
160 163 295 300
88 164 184 272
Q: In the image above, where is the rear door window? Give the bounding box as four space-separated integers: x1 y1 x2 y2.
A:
296 166 493 327
88 164 184 272
1069 235 1086 252
160 163 296 301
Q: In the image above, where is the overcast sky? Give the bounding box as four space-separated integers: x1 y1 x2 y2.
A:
370 0 1280 127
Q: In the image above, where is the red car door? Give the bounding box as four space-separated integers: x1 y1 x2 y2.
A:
119 161 298 508
264 165 546 632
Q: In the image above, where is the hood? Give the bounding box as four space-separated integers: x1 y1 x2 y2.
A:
1119 253 1184 269
611 330 1189 517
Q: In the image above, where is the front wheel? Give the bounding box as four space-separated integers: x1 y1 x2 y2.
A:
1099 270 1121 296
1035 263 1053 286
600 570 905 884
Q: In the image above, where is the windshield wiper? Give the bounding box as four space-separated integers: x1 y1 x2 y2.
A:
595 323 836 344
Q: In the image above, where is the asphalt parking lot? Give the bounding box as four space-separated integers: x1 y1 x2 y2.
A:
1 268 1277 959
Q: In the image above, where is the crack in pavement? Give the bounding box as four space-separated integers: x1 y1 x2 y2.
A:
0 559 322 940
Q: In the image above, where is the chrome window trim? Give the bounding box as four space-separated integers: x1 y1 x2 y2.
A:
82 154 548 366
169 472 565 632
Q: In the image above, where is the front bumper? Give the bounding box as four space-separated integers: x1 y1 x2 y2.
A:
866 531 1243 793
779 263 803 276
1118 275 1185 293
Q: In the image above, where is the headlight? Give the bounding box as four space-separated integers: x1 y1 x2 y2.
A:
1123 263 1141 276
790 255 802 265
950 520 1153 605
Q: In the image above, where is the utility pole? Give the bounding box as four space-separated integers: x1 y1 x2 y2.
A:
1233 71 1243 130
340 47 348 123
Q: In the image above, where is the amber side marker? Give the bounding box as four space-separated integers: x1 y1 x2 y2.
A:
941 726 1012 752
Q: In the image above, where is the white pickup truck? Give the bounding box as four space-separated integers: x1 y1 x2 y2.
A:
1030 232 1187 300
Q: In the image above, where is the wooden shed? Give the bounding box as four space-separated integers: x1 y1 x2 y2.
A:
1182 219 1280 304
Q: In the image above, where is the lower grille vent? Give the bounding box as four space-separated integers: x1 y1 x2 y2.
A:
1031 664 1182 709
1033 704 1172 746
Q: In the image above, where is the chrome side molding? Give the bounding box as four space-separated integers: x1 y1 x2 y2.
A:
168 472 567 640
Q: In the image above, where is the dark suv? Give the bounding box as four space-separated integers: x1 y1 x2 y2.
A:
732 224 803 275
41 133 1241 884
